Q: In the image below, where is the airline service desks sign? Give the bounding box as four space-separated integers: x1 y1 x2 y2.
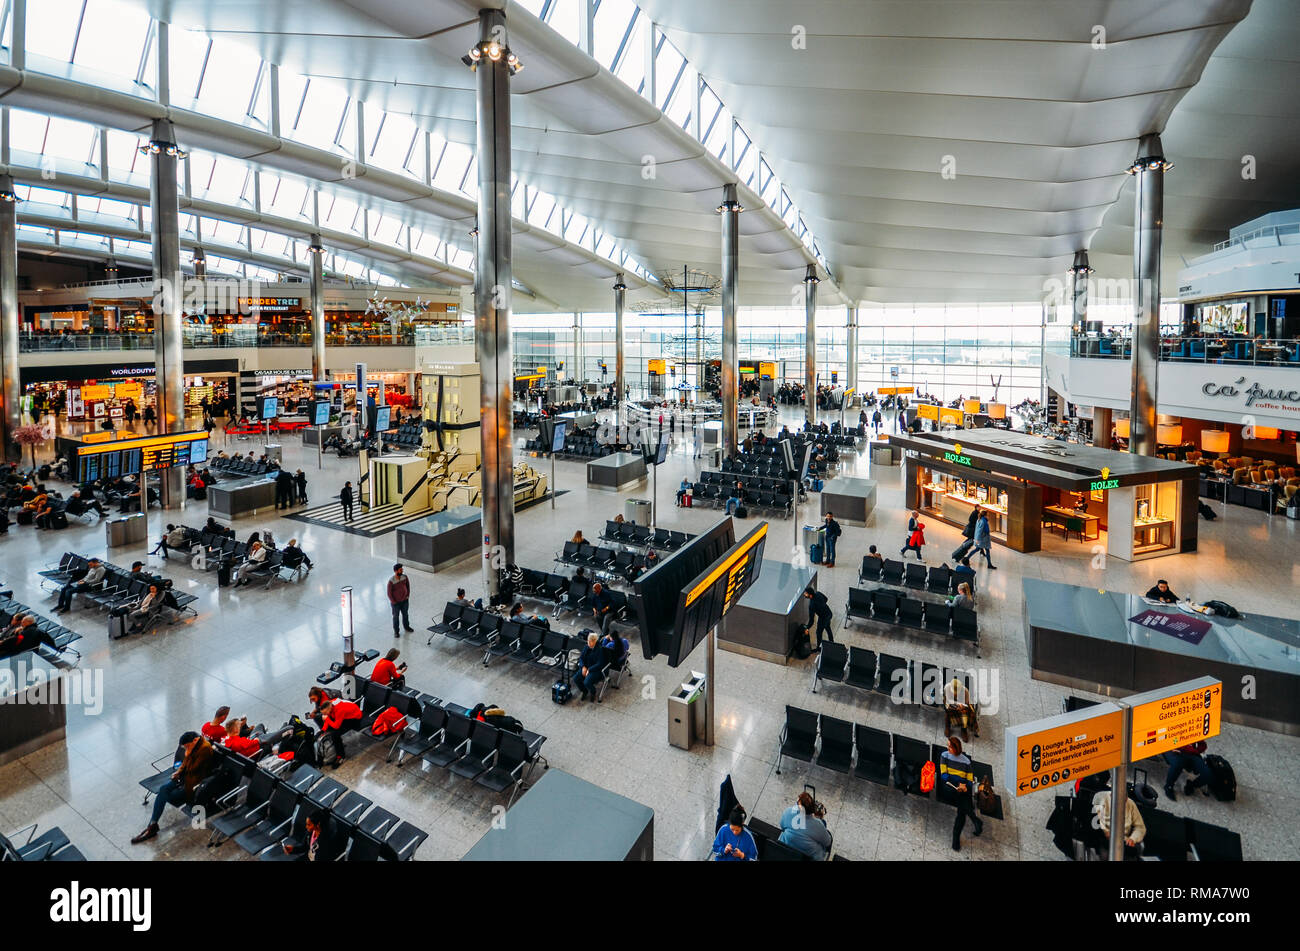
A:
1004 676 1222 798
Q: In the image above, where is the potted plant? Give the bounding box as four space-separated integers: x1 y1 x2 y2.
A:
12 423 46 469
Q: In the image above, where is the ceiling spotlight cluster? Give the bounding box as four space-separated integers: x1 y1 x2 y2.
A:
1126 154 1172 175
138 140 187 159
462 39 522 74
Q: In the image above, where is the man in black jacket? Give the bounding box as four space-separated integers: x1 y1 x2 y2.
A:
803 586 835 652
275 467 295 510
952 505 981 562
822 513 842 567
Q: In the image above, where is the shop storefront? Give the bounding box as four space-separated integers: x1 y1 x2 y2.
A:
892 429 1199 561
20 359 239 423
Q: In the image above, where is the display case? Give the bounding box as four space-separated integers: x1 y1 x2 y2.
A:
1132 482 1178 555
918 468 1009 540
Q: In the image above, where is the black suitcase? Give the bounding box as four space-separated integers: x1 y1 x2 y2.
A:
217 559 232 588
735 505 748 519
1204 754 1237 801
17 510 33 525
108 614 128 639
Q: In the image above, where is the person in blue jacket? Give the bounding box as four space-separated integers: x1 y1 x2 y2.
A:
711 806 758 861
778 791 832 860
972 512 997 570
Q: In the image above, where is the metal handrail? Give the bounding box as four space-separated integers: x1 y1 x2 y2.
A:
1070 333 1300 367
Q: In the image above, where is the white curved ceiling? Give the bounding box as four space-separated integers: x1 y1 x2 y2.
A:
637 0 1300 302
31 0 1300 306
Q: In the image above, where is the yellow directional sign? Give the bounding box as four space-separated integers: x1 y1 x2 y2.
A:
1126 677 1222 760
1004 704 1124 797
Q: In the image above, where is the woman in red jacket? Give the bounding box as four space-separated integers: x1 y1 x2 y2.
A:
318 698 363 767
371 648 406 687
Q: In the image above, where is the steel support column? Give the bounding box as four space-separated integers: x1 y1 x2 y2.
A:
845 305 858 398
0 176 18 461
149 120 185 506
1127 135 1169 458
470 9 517 598
613 273 626 413
718 184 740 457
309 235 327 382
804 265 819 425
1069 250 1092 333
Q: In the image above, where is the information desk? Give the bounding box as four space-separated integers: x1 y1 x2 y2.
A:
1022 579 1300 735
718 558 817 665
207 475 278 520
586 451 647 491
892 430 1198 561
0 653 68 767
462 769 653 861
819 478 877 526
396 505 481 572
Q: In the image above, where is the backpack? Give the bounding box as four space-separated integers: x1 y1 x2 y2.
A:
919 760 936 794
977 775 996 813
552 679 571 705
793 628 812 659
1202 600 1241 619
370 706 407 736
1204 754 1236 802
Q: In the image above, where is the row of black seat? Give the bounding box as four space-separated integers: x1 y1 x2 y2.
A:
860 556 970 595
515 569 635 622
0 595 81 665
38 552 198 619
209 456 272 477
598 519 693 551
384 420 424 451
845 586 979 652
689 480 793 517
811 643 976 711
176 529 304 587
776 705 1001 816
0 823 85 861
1054 790 1242 862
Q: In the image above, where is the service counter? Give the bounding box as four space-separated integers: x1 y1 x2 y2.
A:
820 478 877 526
0 653 68 766
395 505 481 572
207 475 278 520
717 559 817 665
586 451 647 492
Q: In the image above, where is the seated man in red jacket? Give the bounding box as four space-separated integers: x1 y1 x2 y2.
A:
318 698 363 768
221 717 266 758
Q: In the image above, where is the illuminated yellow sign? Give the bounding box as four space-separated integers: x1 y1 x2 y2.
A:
648 359 667 374
75 431 207 458
685 522 769 609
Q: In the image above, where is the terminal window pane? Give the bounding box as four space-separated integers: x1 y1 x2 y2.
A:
25 0 82 62
72 0 151 83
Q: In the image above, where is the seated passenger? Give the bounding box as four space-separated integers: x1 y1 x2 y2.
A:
319 698 364 768
1144 579 1179 604
127 584 164 633
863 544 883 574
281 538 314 572
951 582 975 610
571 633 607 702
64 490 106 518
200 706 231 742
778 791 832 860
371 648 407 687
589 582 615 635
221 717 266 757
711 806 758 861
233 541 268 587
130 732 216 843
943 676 979 741
952 557 977 593
1092 782 1147 860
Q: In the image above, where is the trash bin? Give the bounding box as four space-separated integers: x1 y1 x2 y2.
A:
625 498 652 525
265 443 283 465
704 447 722 469
685 672 708 738
106 513 146 548
668 687 696 750
802 525 824 555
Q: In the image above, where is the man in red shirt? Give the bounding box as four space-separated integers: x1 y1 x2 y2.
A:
200 706 230 742
222 718 265 757
387 563 413 637
319 698 363 767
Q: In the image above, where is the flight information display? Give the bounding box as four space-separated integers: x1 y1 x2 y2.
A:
670 522 767 666
76 432 209 483
311 400 331 426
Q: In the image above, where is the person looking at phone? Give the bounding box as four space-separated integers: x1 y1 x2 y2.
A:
711 806 758 861
778 791 832 860
371 648 407 687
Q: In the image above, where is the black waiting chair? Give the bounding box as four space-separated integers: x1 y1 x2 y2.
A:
892 735 932 796
873 590 898 622
881 559 904 586
844 647 877 691
815 715 854 774
475 731 535 808
858 555 883 584
844 587 873 625
927 565 952 595
877 652 909 699
776 706 819 774
952 607 979 654
810 641 848 693
897 597 924 629
448 720 501 781
904 562 928 590
853 723 892 785
923 602 951 636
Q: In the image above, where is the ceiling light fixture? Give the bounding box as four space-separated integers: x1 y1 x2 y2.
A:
464 39 522 75
138 140 188 159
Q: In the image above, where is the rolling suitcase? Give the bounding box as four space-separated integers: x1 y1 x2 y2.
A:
735 505 748 519
551 679 571 705
1204 754 1236 801
217 558 232 588
809 543 823 565
108 614 128 639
